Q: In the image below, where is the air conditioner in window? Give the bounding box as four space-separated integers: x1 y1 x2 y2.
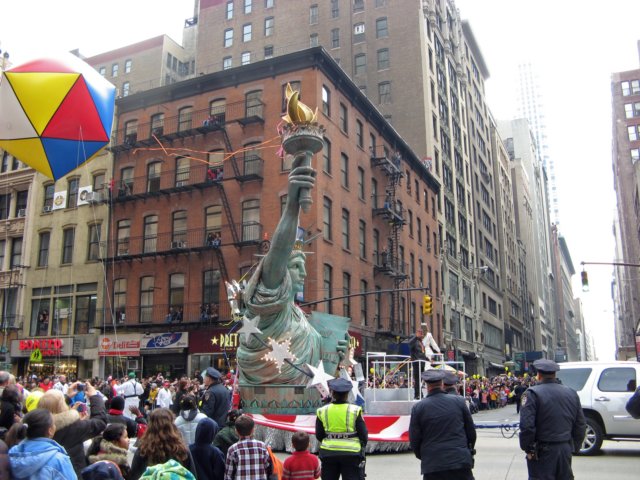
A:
86 191 102 203
127 360 139 371
175 180 187 187
171 241 187 249
42 206 52 213
17 209 26 217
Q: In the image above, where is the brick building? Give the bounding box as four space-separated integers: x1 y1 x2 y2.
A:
103 47 439 376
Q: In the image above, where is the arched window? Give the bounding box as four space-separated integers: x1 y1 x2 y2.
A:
147 161 161 192
139 276 155 323
175 157 190 186
209 98 226 124
150 113 164 137
242 199 260 241
172 210 187 246
143 215 158 253
178 106 193 132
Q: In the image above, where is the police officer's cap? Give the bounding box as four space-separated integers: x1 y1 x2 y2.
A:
443 371 459 385
205 367 222 379
533 359 559 373
328 377 352 393
421 369 445 383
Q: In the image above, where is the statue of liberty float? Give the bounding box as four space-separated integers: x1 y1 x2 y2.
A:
226 85 431 451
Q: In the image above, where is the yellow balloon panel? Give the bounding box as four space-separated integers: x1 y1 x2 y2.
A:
0 138 53 179
6 72 79 136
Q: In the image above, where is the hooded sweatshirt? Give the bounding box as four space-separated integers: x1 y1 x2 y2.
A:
189 418 225 480
174 409 208 446
9 437 77 480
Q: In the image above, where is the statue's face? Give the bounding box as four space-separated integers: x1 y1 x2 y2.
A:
288 256 307 294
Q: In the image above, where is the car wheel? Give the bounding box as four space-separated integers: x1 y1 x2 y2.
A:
579 416 603 456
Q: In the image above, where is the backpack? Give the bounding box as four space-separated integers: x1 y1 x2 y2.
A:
139 459 195 480
626 386 640 419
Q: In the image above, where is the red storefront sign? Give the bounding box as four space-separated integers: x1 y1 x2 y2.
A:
98 334 141 356
19 339 63 357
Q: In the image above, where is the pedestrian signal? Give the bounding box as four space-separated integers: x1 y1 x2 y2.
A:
581 270 589 292
422 295 433 315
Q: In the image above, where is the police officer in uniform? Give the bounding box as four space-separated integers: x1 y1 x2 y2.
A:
519 359 586 480
315 378 368 480
200 367 230 428
409 369 476 480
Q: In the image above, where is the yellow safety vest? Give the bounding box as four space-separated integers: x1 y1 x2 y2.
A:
317 403 362 454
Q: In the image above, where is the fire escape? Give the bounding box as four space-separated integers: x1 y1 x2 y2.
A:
371 147 407 334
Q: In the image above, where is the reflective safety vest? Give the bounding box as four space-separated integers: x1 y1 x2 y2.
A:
317 403 363 454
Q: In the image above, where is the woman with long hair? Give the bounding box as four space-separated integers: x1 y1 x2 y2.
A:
0 386 22 430
86 423 131 479
37 382 107 477
7 408 76 479
129 408 196 480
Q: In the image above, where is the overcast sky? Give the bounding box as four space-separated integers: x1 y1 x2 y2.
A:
2 0 639 359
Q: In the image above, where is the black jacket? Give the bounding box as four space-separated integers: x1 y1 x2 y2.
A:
519 378 586 453
200 382 230 428
52 394 107 478
408 335 427 361
409 388 476 475
0 400 19 430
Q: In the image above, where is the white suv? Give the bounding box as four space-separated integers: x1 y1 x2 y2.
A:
556 361 640 455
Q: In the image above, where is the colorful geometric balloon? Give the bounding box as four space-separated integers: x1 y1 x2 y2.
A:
0 53 116 180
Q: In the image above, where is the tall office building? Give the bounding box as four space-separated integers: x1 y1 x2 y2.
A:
516 62 559 225
611 63 640 360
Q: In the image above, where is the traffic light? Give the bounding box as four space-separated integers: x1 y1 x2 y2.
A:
422 294 433 315
581 270 589 292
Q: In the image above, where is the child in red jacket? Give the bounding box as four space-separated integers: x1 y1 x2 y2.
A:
282 431 320 480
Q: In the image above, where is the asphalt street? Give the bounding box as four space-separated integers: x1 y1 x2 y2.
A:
276 404 640 480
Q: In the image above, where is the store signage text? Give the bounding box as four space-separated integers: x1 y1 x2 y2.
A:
99 334 141 357
20 339 63 357
211 333 239 350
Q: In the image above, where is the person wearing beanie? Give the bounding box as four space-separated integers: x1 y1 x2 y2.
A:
106 396 138 440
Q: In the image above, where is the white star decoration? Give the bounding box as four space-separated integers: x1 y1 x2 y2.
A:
262 337 297 372
306 360 334 397
339 367 364 404
237 315 262 342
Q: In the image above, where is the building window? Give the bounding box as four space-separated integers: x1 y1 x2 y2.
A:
245 90 263 117
354 0 364 12
169 273 185 318
172 210 187 245
61 228 74 264
224 28 234 47
310 33 319 47
122 82 130 97
15 190 27 216
117 219 130 255
339 103 348 132
121 167 134 196
223 56 232 69
323 196 332 241
377 48 389 70
340 153 349 188
310 4 318 24
244 0 252 14
378 82 391 104
354 22 365 43
331 28 340 48
143 215 158 253
265 0 274 8
203 270 221 307
67 178 79 208
323 264 333 314
323 138 332 174
178 106 193 131
87 224 101 261
632 148 640 164
75 293 97 334
99 67 106 76
343 272 351 318
322 86 331 116
241 52 251 65
243 23 252 42
112 64 118 77
354 53 366 75
147 161 161 192
150 113 164 136
376 17 388 38
226 1 234 19
113 279 127 324
628 125 639 141
356 120 363 148
38 232 50 267
331 0 339 18
124 59 132 73
139 276 155 323
265 17 274 36
242 199 260 242
359 220 366 258
205 205 223 238
175 156 190 186
342 209 350 250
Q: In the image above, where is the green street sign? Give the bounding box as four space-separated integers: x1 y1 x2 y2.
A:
30 348 43 362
